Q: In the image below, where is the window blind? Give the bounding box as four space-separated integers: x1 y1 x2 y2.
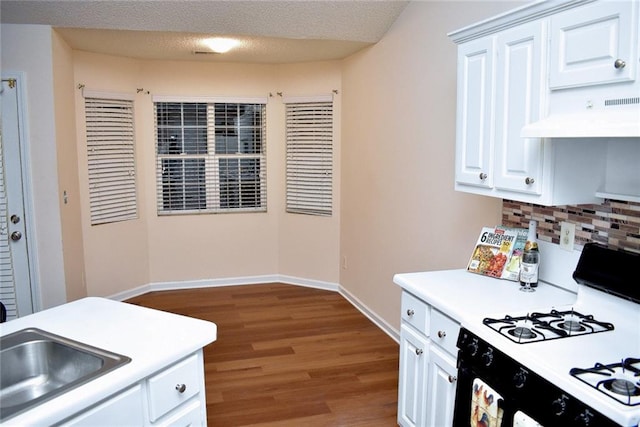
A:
154 102 267 215
285 99 333 216
85 97 137 225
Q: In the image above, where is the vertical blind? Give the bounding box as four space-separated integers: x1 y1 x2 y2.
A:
85 96 137 225
154 100 267 214
285 98 333 216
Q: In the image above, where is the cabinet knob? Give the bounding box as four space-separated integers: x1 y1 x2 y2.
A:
614 59 626 69
479 172 488 180
448 375 457 383
437 330 446 338
406 309 415 317
415 348 423 356
525 177 535 185
175 383 187 393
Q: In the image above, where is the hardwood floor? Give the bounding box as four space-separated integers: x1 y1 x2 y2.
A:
126 283 400 426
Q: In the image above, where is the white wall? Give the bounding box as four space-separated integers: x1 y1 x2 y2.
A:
1 24 67 309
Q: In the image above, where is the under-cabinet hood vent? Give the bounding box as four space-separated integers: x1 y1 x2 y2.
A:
521 99 640 138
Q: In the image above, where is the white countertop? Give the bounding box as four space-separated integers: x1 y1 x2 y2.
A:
394 269 578 323
0 297 217 426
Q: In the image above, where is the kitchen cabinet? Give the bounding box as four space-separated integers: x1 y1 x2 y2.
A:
450 0 634 206
455 22 545 196
58 385 145 426
58 351 206 426
549 1 637 90
398 291 458 427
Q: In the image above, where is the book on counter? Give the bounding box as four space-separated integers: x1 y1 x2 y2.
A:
467 226 527 281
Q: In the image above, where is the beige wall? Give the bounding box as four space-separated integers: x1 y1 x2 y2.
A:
72 53 342 295
276 62 342 283
52 30 87 301
340 1 521 331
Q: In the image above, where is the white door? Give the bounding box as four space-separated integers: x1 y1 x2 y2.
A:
1 77 34 320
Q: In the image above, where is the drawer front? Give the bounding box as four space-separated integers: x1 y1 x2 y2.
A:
401 291 429 333
61 385 144 426
153 399 203 427
429 309 459 356
148 354 201 422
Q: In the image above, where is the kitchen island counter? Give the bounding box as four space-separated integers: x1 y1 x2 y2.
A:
0 297 217 426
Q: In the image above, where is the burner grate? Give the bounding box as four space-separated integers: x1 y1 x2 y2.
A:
483 309 614 344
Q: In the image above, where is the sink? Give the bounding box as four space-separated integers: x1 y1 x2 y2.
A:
0 328 131 421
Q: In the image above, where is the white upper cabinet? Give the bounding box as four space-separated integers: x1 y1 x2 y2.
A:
549 1 637 90
493 22 546 196
455 38 495 189
449 0 637 206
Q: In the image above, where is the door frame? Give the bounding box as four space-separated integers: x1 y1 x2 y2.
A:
2 71 41 313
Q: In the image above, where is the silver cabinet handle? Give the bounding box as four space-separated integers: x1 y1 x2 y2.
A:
415 348 423 356
525 177 535 185
10 231 22 241
175 383 187 393
614 59 626 69
479 172 487 180
448 375 457 383
406 309 414 317
437 330 446 338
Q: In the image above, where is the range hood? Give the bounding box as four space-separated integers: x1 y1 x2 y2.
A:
521 108 640 138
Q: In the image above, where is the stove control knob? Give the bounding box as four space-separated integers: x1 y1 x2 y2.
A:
575 409 594 426
468 338 479 356
481 348 494 367
551 394 569 416
513 367 528 389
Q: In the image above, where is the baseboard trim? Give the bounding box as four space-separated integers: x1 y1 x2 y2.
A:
109 275 399 344
339 286 400 343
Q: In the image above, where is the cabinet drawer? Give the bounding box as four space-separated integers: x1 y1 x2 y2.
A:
401 291 429 333
148 354 201 422
153 399 203 427
429 309 459 356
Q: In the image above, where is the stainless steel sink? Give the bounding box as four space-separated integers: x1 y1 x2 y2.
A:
0 328 131 421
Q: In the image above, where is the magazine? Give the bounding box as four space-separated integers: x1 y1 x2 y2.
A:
467 226 521 280
496 226 528 281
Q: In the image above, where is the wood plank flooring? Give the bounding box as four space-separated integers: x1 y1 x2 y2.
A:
126 283 400 426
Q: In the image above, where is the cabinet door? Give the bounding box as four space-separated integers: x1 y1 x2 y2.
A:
59 385 144 426
493 21 545 195
425 345 457 427
549 1 638 89
398 324 429 427
455 37 495 189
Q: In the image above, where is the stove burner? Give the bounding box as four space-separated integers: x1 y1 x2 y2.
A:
606 379 640 397
508 326 536 340
484 309 614 344
558 319 585 332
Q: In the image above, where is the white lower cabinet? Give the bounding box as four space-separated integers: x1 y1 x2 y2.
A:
425 346 457 427
398 324 429 426
58 350 207 426
398 291 459 427
59 385 145 426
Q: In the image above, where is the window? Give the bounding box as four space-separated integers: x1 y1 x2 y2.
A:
284 96 333 216
154 99 266 214
84 94 137 225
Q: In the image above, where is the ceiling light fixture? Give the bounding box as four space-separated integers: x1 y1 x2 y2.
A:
202 37 240 54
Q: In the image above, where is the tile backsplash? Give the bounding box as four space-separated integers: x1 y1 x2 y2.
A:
502 199 640 254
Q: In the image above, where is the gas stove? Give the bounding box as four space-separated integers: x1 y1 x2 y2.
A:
571 358 640 407
459 243 640 427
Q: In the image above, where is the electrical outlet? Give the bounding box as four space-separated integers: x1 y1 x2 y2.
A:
342 256 348 270
560 222 575 251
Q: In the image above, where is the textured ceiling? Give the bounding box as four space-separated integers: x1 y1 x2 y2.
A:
0 0 409 63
